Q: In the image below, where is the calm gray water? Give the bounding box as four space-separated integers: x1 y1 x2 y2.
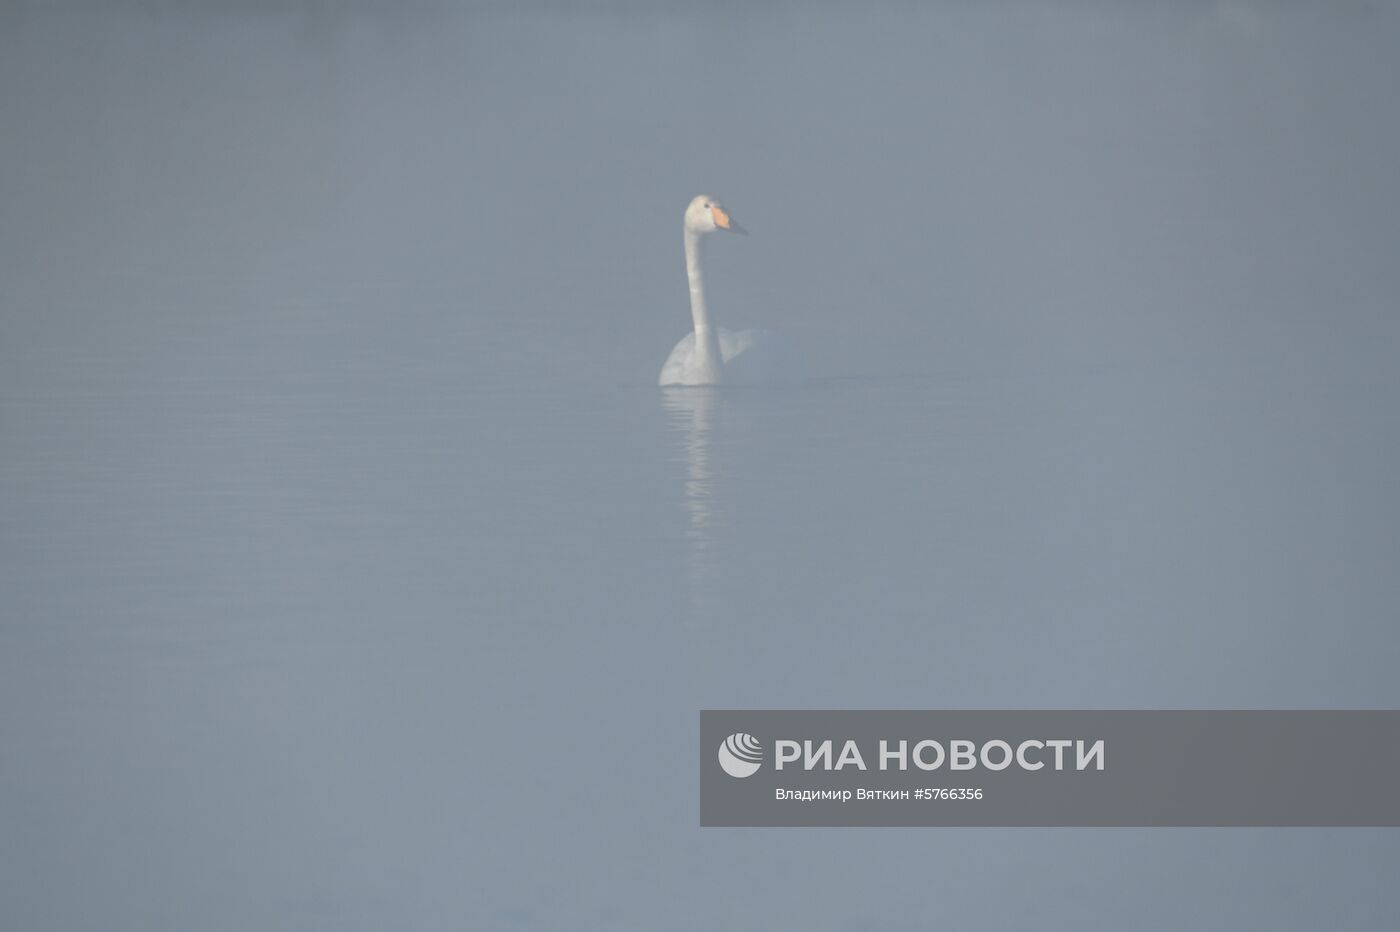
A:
3 3 1399 930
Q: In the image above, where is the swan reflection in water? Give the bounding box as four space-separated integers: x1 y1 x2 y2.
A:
662 387 725 618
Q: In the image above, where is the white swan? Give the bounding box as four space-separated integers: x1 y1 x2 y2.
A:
658 195 801 386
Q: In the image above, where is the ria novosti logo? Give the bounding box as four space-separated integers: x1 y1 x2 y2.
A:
718 733 763 778
716 733 1107 779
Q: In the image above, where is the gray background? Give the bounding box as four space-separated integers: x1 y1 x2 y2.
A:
702 711 1400 826
3 1 1399 929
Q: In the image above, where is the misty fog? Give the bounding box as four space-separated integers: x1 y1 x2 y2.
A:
2 2 1399 929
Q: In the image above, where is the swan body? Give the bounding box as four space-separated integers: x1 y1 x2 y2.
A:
659 327 799 386
658 195 800 386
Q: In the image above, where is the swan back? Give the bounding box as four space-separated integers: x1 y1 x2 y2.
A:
659 328 803 386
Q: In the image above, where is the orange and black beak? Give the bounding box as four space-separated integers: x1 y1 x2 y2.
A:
710 205 748 235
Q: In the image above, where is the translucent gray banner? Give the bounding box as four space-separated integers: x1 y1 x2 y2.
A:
700 711 1400 827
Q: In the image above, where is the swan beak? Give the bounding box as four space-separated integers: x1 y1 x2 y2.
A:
711 206 748 235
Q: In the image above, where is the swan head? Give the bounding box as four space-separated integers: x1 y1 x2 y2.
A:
684 194 747 236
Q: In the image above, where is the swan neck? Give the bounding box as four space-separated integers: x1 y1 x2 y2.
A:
684 229 712 334
684 229 723 378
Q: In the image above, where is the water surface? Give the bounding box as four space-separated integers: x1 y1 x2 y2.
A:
3 3 1399 929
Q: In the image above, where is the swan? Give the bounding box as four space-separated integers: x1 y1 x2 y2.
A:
658 195 801 386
